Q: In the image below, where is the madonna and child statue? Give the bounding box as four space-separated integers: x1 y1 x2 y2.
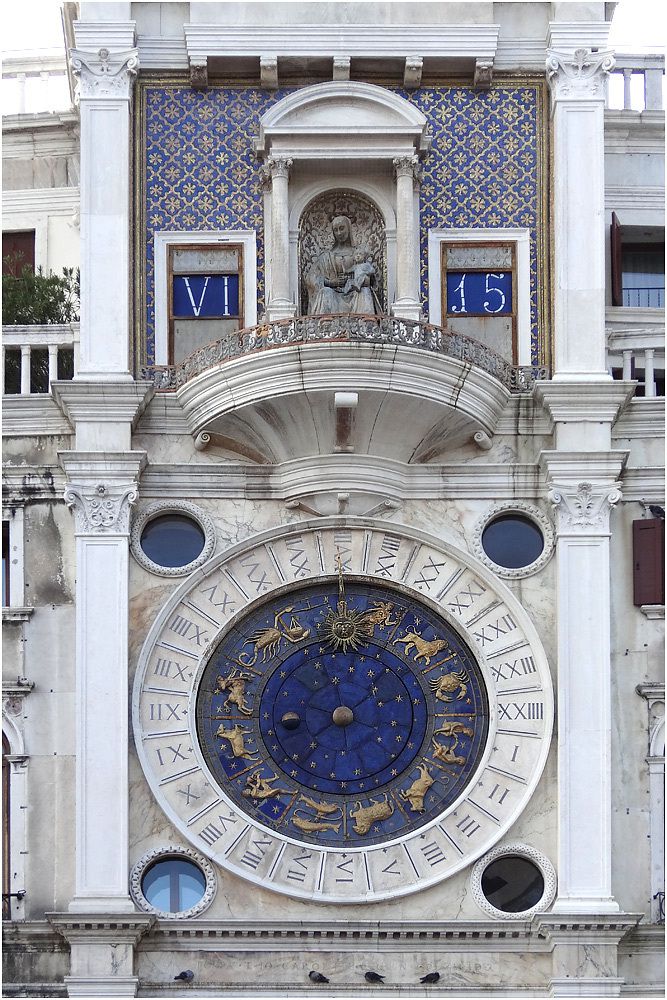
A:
304 215 379 316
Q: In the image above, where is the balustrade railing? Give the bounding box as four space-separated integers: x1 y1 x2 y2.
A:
607 54 665 112
140 314 547 394
607 319 665 397
2 324 79 395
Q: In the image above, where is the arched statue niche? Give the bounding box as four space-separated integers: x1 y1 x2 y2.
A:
299 191 387 316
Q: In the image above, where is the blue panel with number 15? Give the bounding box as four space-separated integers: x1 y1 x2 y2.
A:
446 271 512 315
172 274 240 318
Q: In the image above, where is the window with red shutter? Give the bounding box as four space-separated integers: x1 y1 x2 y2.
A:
633 518 665 606
2 231 35 275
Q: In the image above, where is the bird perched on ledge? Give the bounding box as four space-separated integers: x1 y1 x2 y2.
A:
365 970 385 983
174 970 194 983
420 971 441 983
309 970 330 984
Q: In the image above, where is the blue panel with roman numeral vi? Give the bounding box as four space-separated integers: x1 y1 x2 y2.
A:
172 274 240 318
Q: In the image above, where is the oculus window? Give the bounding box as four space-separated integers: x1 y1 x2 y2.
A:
141 857 207 913
140 514 205 569
481 514 544 570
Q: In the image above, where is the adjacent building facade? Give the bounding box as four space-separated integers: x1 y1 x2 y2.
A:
2 2 665 996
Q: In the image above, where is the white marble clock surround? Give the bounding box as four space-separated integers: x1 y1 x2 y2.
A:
132 517 554 904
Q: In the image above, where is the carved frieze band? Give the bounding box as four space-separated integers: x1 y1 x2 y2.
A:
546 47 615 101
70 47 139 100
64 481 139 534
548 481 622 534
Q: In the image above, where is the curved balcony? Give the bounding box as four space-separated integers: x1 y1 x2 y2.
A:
140 315 547 463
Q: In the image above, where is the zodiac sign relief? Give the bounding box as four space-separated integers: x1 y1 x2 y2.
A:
394 631 456 666
215 668 254 716
399 762 434 813
357 600 398 631
429 669 469 703
239 607 310 665
431 722 474 766
292 796 343 834
243 772 291 800
215 724 260 761
349 795 394 835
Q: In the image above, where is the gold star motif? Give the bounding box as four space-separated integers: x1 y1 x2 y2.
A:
331 676 340 685
280 671 286 679
290 770 298 777
391 769 398 776
395 735 403 743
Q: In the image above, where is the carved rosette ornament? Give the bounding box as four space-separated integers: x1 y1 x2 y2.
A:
548 481 622 533
70 47 139 101
546 48 615 101
64 481 139 534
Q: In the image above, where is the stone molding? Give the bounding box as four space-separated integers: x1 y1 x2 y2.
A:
470 842 557 920
64 480 139 535
471 501 555 579
548 481 622 534
70 47 139 101
129 846 217 919
546 47 615 102
130 500 216 577
636 683 665 758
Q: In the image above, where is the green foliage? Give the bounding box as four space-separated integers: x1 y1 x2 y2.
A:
2 256 80 325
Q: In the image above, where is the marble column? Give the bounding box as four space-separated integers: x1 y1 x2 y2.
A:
543 469 623 914
546 45 614 379
69 44 138 379
392 154 422 321
265 155 295 321
61 454 146 913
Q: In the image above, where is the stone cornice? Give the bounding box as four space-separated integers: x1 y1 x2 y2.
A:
534 381 635 426
2 396 73 438
539 451 629 485
52 381 154 429
612 398 665 440
47 911 154 945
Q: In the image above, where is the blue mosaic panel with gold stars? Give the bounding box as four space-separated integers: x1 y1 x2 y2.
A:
138 81 545 366
195 580 489 848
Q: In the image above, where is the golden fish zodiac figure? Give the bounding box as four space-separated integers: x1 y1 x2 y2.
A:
394 630 456 666
429 669 469 703
239 607 310 665
298 794 341 819
292 808 342 835
398 762 434 813
242 772 291 801
215 667 254 716
215 723 260 761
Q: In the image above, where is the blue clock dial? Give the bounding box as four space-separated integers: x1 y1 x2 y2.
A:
196 579 489 847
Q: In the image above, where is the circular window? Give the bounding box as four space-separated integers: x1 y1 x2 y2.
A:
140 514 205 568
130 501 215 577
472 502 555 580
481 855 544 912
471 843 556 919
142 857 206 913
482 515 544 569
130 847 217 919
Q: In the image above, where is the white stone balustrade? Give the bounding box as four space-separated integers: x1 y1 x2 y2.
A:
2 324 80 394
606 309 665 397
607 54 664 111
1 53 71 115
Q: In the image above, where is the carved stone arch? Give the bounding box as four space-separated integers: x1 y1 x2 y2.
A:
298 190 388 315
1 713 24 758
650 713 665 759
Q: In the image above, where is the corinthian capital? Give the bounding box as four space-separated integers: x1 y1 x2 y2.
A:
546 47 615 101
393 154 421 182
548 481 622 534
264 155 293 181
64 480 139 535
70 47 139 100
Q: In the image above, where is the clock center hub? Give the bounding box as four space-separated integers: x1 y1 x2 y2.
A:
332 705 354 727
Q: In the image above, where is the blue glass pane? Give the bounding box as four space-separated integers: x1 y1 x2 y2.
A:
172 274 239 317
142 858 206 913
446 271 512 315
140 514 205 568
482 515 543 569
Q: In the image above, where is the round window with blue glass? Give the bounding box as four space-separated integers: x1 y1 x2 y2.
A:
196 578 489 848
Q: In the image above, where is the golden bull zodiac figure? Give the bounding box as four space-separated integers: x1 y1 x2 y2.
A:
431 721 474 766
215 723 260 761
349 795 394 835
215 667 254 716
399 762 434 813
394 630 456 666
239 607 310 665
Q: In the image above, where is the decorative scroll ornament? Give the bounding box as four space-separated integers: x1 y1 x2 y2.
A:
70 47 139 100
64 481 139 534
548 481 622 532
546 48 615 100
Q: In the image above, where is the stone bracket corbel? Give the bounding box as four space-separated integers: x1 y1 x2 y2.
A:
333 55 351 80
473 430 493 451
190 57 208 91
260 55 279 90
194 431 212 452
474 58 494 89
404 56 423 90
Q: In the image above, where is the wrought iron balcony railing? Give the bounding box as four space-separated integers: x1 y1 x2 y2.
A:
141 314 547 394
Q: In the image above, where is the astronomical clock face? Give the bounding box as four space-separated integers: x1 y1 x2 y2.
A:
133 521 553 903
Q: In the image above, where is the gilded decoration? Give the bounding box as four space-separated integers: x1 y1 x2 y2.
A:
136 80 547 367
